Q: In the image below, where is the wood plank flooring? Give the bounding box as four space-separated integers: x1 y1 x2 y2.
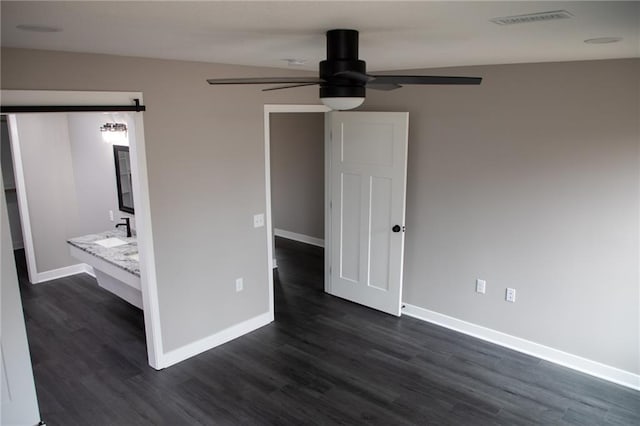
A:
16 239 640 425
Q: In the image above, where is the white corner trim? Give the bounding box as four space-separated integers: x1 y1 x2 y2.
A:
6 115 38 285
34 263 92 284
274 228 324 248
127 108 164 370
160 311 272 368
402 303 640 391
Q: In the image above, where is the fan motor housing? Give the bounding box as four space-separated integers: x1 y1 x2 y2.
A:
319 29 366 99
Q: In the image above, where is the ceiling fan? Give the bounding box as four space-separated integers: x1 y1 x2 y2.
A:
207 29 482 110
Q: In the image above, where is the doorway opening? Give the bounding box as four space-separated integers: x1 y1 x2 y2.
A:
264 106 410 318
1 90 163 370
264 105 330 318
268 110 327 316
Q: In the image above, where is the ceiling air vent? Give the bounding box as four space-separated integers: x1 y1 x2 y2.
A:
490 10 573 25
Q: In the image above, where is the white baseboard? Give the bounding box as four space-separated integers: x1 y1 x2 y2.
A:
402 303 640 391
160 311 273 368
274 228 324 248
34 263 93 284
83 264 96 278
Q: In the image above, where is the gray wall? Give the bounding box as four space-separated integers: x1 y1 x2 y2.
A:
2 48 637 375
67 113 130 235
14 114 80 272
364 59 639 374
270 113 324 240
1 48 320 353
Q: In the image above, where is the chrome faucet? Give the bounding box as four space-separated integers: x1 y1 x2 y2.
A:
115 217 132 238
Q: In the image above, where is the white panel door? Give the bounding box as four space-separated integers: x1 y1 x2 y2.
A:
1 176 41 425
327 111 408 316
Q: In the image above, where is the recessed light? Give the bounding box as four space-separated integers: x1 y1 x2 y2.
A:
282 58 307 66
16 24 62 33
584 37 623 44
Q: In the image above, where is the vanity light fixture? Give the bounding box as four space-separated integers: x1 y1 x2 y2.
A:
100 122 129 145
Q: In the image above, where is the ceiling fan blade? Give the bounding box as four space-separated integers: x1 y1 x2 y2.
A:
207 77 324 85
332 70 371 83
262 83 320 92
367 75 482 85
367 83 402 91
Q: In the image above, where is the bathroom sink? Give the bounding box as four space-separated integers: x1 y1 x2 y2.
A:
94 237 129 248
127 253 139 261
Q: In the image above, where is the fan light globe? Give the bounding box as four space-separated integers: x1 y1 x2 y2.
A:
321 97 364 111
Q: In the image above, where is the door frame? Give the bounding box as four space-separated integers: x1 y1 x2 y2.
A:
1 90 163 370
263 104 330 316
5 115 37 282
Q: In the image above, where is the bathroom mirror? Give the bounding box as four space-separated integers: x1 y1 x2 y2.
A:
113 145 134 214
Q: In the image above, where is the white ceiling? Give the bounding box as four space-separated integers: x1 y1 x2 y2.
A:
1 1 638 72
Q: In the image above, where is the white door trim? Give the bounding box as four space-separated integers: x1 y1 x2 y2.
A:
1 90 163 370
263 104 330 318
324 114 333 294
5 115 38 284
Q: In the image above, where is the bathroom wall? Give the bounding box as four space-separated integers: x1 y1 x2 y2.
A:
14 114 80 272
270 113 324 241
12 112 133 277
67 113 133 234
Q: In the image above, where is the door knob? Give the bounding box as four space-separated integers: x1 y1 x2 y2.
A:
392 225 402 233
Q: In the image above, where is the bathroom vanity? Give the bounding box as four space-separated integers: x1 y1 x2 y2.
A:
67 230 142 309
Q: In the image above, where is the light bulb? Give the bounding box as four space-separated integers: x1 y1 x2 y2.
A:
321 97 365 111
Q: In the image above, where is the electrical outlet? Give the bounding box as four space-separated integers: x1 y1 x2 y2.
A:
235 278 243 292
506 288 516 302
109 210 114 221
476 279 486 294
253 213 265 228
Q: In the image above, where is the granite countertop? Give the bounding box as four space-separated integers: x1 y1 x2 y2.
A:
67 229 140 277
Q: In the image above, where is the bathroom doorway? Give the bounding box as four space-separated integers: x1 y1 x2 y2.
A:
1 90 162 369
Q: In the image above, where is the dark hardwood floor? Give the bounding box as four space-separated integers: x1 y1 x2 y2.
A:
16 239 640 425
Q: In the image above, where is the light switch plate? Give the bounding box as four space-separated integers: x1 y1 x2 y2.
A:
476 279 486 294
253 213 265 228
